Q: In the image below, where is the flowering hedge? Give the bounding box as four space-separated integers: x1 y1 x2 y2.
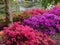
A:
12 8 46 22
17 8 46 21
23 13 60 34
2 22 55 45
48 7 60 16
29 8 46 15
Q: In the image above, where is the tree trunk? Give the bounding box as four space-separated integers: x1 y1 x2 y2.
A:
5 0 13 27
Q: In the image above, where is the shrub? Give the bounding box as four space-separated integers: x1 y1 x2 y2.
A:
48 7 60 16
23 13 60 34
16 8 46 21
2 22 55 45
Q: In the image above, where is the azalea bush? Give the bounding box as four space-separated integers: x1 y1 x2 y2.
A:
29 8 46 15
47 7 60 16
2 22 55 45
15 8 46 21
23 13 60 34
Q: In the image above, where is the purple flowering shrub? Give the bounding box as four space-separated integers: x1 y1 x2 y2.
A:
23 13 60 34
48 7 60 16
2 22 55 45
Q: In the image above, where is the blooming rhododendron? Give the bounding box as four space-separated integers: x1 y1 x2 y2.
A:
22 8 46 16
30 8 46 15
19 8 46 20
2 22 55 45
23 13 60 34
12 8 44 22
48 7 60 16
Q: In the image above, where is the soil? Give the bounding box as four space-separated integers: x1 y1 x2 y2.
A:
49 33 60 45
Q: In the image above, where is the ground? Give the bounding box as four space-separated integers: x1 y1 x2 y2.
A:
49 33 60 45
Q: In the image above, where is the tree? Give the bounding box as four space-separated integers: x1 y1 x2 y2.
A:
5 0 13 27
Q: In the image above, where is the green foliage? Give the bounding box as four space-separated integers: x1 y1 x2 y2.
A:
20 1 33 8
41 0 60 8
0 0 5 14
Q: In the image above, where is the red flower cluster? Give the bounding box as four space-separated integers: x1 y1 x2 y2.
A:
21 8 46 17
30 8 46 15
3 22 55 45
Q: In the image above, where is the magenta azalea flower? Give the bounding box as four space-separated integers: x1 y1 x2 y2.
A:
2 22 55 45
23 13 60 34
